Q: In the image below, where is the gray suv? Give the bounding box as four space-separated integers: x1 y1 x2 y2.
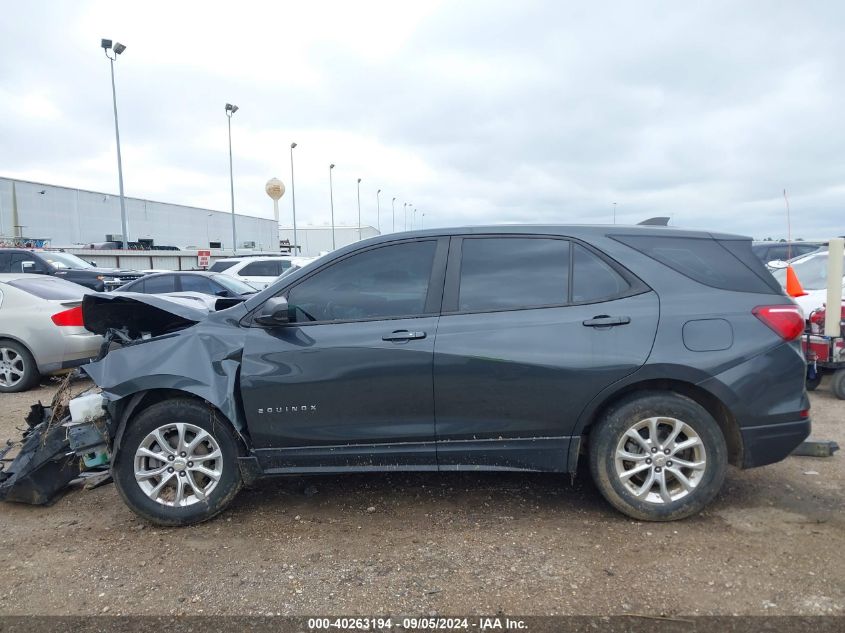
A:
11 226 811 525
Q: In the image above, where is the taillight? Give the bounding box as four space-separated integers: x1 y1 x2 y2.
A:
51 306 84 327
752 305 804 341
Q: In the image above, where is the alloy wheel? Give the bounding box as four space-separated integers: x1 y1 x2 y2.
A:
134 422 223 507
0 347 25 388
614 416 707 504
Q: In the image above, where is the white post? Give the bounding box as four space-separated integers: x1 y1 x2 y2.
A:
825 238 844 337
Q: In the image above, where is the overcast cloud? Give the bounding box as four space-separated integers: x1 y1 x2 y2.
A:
1 0 843 239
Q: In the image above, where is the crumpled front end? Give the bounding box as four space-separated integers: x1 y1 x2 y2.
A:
1 293 249 505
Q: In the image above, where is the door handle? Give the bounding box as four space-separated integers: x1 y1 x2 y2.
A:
582 315 631 328
382 330 427 341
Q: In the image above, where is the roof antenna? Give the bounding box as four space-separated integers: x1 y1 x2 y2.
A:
783 188 806 297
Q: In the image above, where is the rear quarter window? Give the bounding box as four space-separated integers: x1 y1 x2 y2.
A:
612 235 781 294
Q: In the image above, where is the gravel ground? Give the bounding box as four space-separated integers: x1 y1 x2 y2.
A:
0 374 842 616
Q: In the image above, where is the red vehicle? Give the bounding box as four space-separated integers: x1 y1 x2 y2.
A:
803 305 845 399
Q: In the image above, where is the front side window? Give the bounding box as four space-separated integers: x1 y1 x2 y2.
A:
458 238 570 312
10 254 45 273
180 275 217 294
287 241 437 322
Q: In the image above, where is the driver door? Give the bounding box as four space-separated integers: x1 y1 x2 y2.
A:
240 238 448 471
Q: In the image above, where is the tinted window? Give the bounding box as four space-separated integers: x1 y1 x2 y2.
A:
572 244 630 303
10 253 45 273
613 235 778 294
0 253 11 272
119 278 144 292
240 260 280 277
458 238 569 311
209 261 237 272
180 275 217 295
6 277 88 300
143 275 177 293
766 246 790 261
287 241 436 322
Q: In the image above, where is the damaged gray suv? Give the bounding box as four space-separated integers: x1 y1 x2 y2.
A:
0 226 810 525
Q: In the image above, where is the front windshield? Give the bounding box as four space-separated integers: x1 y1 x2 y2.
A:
212 274 258 294
42 252 94 270
772 252 845 290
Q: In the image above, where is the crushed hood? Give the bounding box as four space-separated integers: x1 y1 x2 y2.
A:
82 292 209 338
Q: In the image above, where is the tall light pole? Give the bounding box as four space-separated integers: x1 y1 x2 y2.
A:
403 203 407 230
613 202 617 225
421 212 426 229
357 177 362 239
290 142 298 253
328 164 336 250
101 39 129 250
392 197 396 232
413 207 417 230
376 189 381 234
225 103 239 254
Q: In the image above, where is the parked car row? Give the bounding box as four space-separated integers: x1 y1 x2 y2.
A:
0 250 319 392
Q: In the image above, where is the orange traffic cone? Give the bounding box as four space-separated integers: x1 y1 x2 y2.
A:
786 265 807 297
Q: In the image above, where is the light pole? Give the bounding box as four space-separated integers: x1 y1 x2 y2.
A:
376 189 381 234
329 164 336 250
403 202 407 230
413 207 417 230
101 39 129 250
613 202 617 225
392 197 396 232
290 142 298 253
225 103 239 254
421 212 426 229
357 177 362 239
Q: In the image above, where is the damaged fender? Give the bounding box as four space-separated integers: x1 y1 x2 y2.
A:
80 292 252 443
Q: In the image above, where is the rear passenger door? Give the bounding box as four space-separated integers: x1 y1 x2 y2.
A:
433 235 659 471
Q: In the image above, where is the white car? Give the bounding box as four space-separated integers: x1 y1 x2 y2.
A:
771 250 845 317
207 256 298 289
0 274 103 392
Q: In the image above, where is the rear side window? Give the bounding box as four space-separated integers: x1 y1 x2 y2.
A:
572 244 630 302
613 235 780 294
240 260 280 277
458 238 570 311
143 275 177 293
208 261 237 272
6 277 87 300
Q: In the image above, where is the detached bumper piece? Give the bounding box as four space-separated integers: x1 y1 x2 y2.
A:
0 394 111 506
0 405 80 505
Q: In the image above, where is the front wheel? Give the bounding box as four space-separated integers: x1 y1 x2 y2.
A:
113 398 243 526
589 392 728 521
832 370 845 400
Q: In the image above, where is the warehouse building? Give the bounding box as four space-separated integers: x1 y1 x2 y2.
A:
0 177 278 251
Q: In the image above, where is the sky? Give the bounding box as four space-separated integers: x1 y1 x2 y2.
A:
1 0 843 239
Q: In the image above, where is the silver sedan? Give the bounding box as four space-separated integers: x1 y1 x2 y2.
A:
0 274 103 392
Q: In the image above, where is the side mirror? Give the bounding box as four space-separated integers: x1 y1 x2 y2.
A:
255 296 290 326
89 261 97 266
21 261 44 274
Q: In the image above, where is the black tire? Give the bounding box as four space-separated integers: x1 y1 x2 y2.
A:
0 340 40 393
832 370 845 401
589 391 728 521
113 398 243 526
806 372 821 392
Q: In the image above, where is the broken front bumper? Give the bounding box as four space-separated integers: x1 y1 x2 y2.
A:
0 393 112 505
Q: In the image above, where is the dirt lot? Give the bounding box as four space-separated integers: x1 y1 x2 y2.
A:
0 375 842 616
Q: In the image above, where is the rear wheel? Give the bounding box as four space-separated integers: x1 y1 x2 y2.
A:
0 340 39 393
805 371 821 392
589 391 728 521
113 399 243 526
832 370 845 400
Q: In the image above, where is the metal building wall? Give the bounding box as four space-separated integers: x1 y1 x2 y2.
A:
0 177 278 251
278 225 382 256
